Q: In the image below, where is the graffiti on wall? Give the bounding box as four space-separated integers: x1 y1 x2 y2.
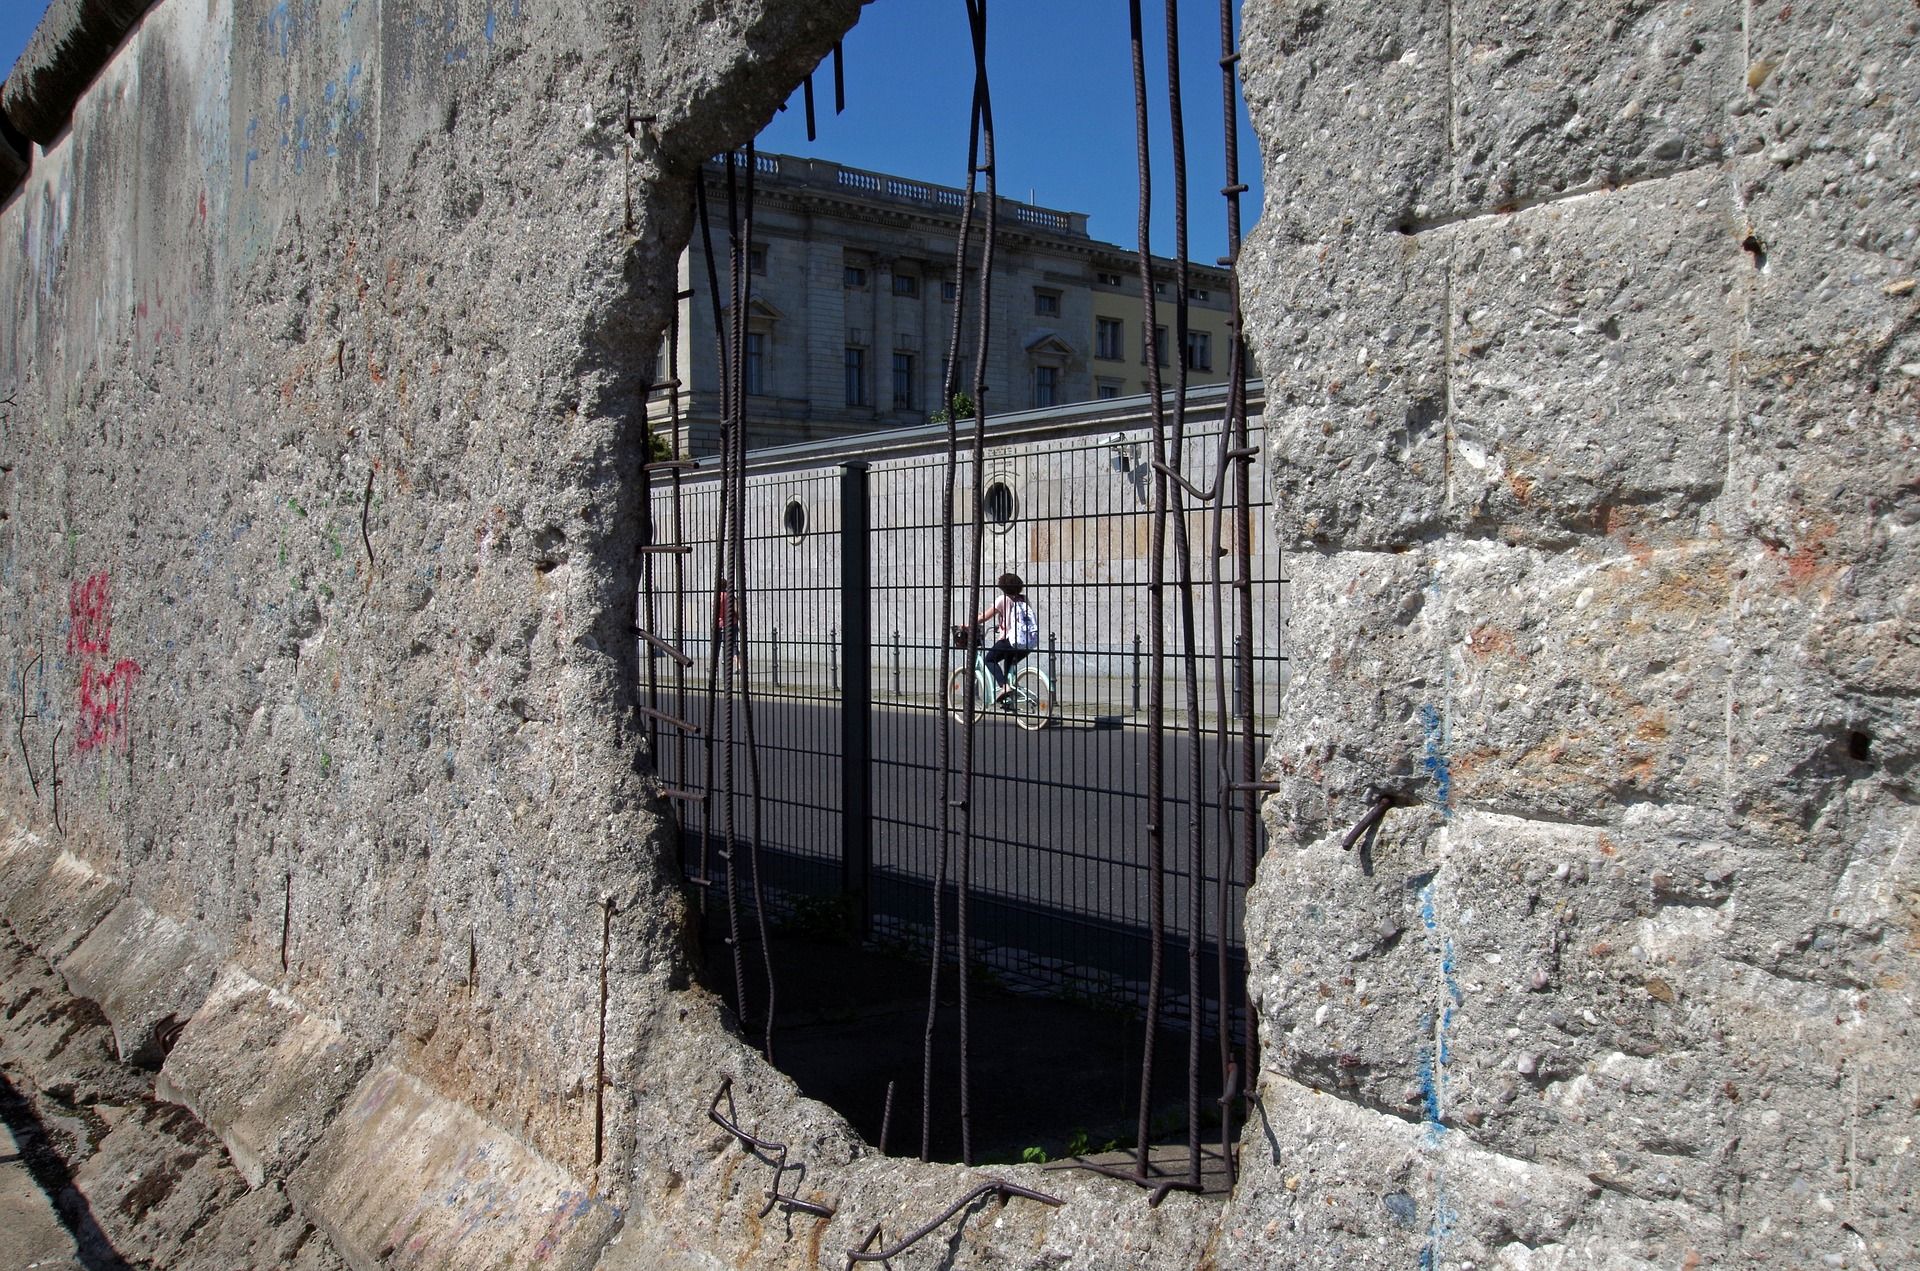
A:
67 571 141 755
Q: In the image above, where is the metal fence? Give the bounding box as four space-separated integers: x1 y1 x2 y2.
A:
646 394 1280 1027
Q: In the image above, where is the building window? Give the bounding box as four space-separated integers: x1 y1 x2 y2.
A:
845 265 868 289
1142 323 1170 367
1154 282 1167 297
745 332 767 395
982 480 1016 528
1096 380 1122 400
1095 317 1124 361
941 278 958 301
892 351 915 409
1184 330 1212 372
893 272 919 298
1033 365 1058 408
1033 288 1060 317
748 246 767 275
845 347 868 406
1096 271 1123 287
1187 286 1209 301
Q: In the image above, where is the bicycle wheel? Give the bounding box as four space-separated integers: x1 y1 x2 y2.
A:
946 667 979 725
1010 667 1054 731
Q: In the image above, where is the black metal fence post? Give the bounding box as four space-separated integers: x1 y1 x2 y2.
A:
840 461 872 935
773 625 782 688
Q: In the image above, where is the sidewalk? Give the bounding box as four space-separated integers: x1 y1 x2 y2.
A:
0 1119 84 1271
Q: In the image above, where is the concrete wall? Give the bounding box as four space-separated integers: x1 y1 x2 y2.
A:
1226 0 1918 1266
0 0 1914 1268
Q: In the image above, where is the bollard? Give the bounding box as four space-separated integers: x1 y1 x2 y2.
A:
1131 632 1142 714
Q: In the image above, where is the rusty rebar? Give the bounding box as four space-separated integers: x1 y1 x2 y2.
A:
732 140 780 1063
1127 0 1169 1181
845 1180 1063 1267
707 1077 838 1219
924 0 996 1167
16 648 40 796
955 0 998 1169
1341 795 1393 852
1158 0 1211 1192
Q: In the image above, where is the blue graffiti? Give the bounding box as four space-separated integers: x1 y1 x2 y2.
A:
1418 703 1450 816
485 5 497 44
1416 879 1464 1267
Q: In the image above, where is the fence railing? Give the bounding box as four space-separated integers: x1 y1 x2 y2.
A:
647 415 1282 1018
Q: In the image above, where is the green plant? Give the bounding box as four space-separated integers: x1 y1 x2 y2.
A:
777 893 861 943
1019 1145 1048 1165
929 390 975 426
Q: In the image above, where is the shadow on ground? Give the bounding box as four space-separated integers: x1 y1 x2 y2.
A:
701 927 1228 1174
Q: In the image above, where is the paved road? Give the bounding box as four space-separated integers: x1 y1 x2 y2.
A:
656 693 1255 970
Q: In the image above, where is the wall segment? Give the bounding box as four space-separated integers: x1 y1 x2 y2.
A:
1232 0 1917 1265
0 0 1915 1267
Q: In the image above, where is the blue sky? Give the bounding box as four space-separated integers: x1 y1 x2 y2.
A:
3 0 1260 262
1 1 53 94
757 1 1262 265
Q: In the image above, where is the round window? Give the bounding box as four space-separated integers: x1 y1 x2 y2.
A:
982 481 1016 529
783 498 807 542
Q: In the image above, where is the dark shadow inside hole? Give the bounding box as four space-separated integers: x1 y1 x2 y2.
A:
688 912 1232 1170
1849 730 1872 762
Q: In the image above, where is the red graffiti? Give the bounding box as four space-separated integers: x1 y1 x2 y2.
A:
67 571 141 755
77 659 142 754
67 572 112 658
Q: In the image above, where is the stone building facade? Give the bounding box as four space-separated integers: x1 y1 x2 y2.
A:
653 152 1239 455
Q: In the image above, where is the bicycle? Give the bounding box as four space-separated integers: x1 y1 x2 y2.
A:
947 625 1054 731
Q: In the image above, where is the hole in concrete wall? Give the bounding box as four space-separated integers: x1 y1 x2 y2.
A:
647 0 1267 1181
1849 730 1872 762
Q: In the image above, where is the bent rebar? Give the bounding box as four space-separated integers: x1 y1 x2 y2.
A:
845 1180 1063 1267
707 1077 837 1219
1341 795 1393 852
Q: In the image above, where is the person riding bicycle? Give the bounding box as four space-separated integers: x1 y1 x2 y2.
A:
974 573 1039 705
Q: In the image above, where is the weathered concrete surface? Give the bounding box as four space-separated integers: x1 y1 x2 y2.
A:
155 964 369 1189
0 920 346 1268
2 0 1916 1268
1228 0 1919 1267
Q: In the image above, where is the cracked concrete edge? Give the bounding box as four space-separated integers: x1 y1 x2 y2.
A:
1 0 157 146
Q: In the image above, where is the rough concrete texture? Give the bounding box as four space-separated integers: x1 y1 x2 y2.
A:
0 0 1915 1268
0 913 347 1269
2 0 157 145
1230 0 1918 1268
